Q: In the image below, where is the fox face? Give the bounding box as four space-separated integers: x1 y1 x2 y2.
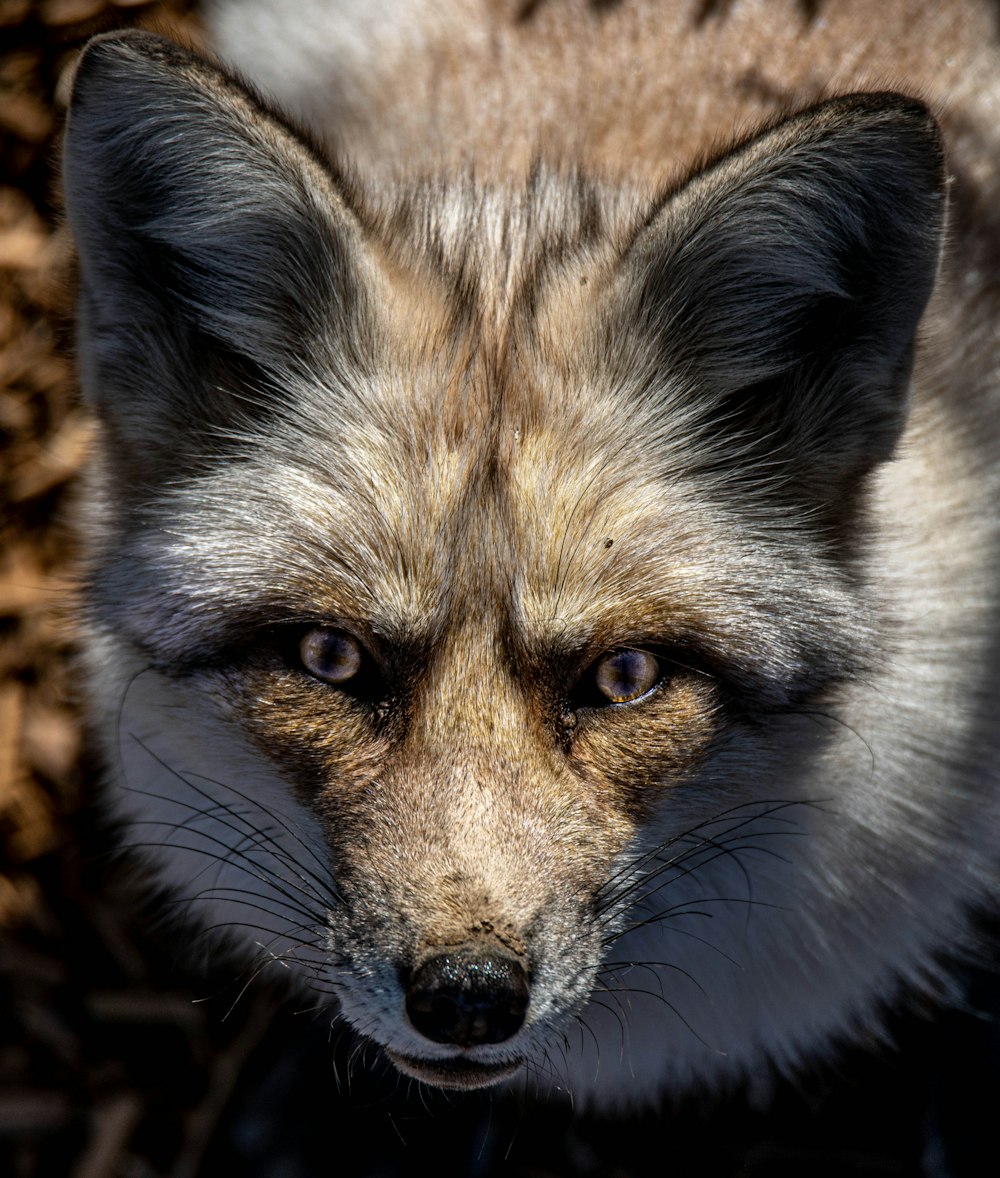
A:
63 27 999 1105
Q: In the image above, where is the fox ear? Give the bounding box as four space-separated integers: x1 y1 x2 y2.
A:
621 94 946 501
63 31 368 484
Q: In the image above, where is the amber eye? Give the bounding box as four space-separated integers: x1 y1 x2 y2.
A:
298 627 364 685
592 648 661 704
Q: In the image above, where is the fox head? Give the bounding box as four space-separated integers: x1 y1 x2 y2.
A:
63 32 949 1100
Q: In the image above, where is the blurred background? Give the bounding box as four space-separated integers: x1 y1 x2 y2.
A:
1 2 997 1174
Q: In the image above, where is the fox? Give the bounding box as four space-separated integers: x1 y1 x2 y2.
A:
61 0 1000 1108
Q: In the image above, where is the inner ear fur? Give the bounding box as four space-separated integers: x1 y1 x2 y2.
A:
617 93 947 503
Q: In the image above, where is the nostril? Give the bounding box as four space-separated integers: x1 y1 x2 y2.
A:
404 949 530 1047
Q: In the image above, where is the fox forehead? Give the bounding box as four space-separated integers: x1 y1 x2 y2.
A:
145 373 690 641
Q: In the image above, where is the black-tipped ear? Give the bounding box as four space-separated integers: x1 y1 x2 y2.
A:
63 31 367 483
622 93 946 501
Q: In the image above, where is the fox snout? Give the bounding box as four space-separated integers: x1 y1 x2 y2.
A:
385 942 533 1086
323 741 623 1087
376 905 575 1088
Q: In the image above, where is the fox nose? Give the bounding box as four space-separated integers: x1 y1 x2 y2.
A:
404 946 530 1047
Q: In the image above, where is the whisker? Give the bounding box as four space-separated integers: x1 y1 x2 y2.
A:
162 885 328 937
598 835 797 926
125 734 341 906
125 832 331 927
598 957 708 997
596 798 816 904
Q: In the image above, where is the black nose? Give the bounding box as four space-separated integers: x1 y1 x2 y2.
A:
404 947 530 1047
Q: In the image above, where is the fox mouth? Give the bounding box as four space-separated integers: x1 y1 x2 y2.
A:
385 1048 524 1089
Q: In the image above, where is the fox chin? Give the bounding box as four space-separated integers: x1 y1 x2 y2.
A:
62 0 1000 1111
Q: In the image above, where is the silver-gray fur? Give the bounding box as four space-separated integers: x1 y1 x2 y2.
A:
64 0 1000 1109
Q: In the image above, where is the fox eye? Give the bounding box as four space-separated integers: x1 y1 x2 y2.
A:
592 648 660 704
298 627 364 685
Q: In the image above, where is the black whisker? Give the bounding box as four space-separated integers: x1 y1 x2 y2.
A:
125 733 341 906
